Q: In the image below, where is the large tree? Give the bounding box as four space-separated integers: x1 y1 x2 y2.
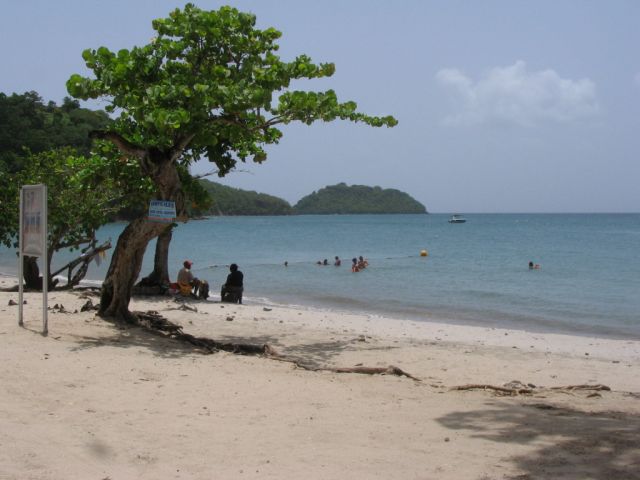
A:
67 4 397 321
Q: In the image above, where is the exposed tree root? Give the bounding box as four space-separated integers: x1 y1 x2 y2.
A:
549 384 611 392
451 384 534 395
132 310 420 381
451 382 611 396
134 310 275 356
301 364 421 381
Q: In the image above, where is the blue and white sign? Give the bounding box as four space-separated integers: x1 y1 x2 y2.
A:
148 200 176 223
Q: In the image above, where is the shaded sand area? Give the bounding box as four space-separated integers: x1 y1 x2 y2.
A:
1 276 639 479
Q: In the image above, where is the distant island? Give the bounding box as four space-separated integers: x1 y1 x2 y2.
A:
293 183 427 214
197 180 427 216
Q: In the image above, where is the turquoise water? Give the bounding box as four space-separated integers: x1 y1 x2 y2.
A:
1 214 639 338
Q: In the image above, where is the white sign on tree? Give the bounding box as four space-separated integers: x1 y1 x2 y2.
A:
148 200 176 223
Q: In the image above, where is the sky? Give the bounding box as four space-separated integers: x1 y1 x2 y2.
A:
1 0 639 213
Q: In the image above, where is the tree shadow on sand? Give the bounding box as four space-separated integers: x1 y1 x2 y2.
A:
67 326 212 359
437 400 640 479
64 319 353 367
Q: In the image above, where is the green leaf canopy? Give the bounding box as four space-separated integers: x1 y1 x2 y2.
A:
67 3 397 175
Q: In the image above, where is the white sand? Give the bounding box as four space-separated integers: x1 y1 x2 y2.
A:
1 276 639 479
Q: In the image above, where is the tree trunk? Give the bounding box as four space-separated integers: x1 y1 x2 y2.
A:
137 225 173 287
99 218 168 321
23 256 42 290
99 154 185 322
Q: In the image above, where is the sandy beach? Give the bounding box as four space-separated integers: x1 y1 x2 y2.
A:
1 275 639 480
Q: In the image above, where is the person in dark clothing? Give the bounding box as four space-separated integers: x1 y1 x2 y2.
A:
221 263 244 304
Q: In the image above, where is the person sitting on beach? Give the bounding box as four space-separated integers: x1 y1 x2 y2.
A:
221 263 244 304
528 261 540 270
177 260 208 298
334 256 341 266
351 258 360 272
357 255 369 270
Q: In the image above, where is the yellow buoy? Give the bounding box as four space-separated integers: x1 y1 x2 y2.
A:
420 249 428 257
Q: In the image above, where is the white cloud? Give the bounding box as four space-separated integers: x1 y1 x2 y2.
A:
436 60 599 127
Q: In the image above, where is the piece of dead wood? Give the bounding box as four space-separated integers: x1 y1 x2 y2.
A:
451 383 611 396
320 365 421 381
549 384 611 392
166 303 198 313
80 299 99 312
49 303 70 314
451 384 533 396
132 310 420 381
266 355 421 381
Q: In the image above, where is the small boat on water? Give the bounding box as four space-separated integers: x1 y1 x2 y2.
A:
448 214 466 223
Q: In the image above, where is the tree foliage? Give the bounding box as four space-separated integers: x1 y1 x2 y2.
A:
197 179 292 216
293 183 427 214
67 4 397 177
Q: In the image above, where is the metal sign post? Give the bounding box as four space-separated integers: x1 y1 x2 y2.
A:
18 184 48 335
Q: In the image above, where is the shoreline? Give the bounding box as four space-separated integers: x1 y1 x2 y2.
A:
3 272 640 362
1 276 639 478
246 292 640 343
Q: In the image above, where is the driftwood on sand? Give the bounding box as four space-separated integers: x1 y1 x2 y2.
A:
451 382 611 396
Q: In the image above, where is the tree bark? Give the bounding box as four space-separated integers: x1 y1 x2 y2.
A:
137 225 173 287
99 218 168 321
99 153 185 322
23 256 41 290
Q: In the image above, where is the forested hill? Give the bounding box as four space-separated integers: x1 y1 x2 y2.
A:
0 91 111 171
197 181 427 216
293 183 427 214
197 179 293 216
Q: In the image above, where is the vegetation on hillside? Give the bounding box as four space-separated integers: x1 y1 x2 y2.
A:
0 92 111 172
293 183 427 214
197 179 292 216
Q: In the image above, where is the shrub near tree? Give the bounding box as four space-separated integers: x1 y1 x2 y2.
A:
66 4 397 322
0 147 147 290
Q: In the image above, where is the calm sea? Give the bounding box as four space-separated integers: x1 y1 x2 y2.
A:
1 214 639 338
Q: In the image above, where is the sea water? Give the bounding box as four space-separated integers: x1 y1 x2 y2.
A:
1 214 639 338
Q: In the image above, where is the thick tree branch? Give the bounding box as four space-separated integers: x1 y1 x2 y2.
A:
89 130 146 159
50 240 112 289
56 237 93 250
169 133 197 163
208 112 285 134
